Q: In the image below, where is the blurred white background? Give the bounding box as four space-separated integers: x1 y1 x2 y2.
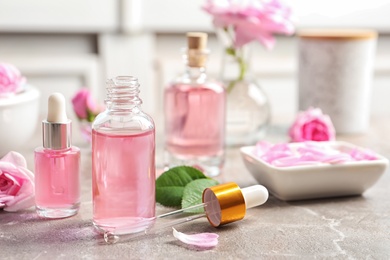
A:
0 0 389 143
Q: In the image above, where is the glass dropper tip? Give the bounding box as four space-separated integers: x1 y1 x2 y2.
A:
104 231 119 244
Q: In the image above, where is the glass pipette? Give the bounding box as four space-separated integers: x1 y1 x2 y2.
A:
103 182 269 244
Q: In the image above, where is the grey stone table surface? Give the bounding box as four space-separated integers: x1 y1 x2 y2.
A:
1 119 390 260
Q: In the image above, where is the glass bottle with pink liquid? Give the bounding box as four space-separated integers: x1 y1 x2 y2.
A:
164 32 226 177
92 76 156 234
34 93 80 218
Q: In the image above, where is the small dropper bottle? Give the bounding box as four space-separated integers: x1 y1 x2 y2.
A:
104 182 268 244
34 93 81 218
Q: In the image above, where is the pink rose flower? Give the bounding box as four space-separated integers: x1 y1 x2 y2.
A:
203 0 295 49
0 151 35 212
0 63 26 98
71 88 102 122
289 108 336 142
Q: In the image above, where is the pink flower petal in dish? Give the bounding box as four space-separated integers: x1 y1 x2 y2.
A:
272 155 322 167
172 228 219 248
252 141 380 167
322 154 353 164
253 141 273 158
261 151 293 164
349 148 378 161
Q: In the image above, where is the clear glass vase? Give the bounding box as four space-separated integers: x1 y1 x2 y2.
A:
219 42 270 146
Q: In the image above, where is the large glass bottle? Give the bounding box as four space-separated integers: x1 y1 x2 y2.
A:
92 76 155 234
164 32 226 177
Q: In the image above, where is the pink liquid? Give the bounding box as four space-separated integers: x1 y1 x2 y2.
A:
34 147 80 217
164 82 225 157
92 129 155 232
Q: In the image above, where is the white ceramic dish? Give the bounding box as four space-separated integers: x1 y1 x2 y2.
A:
0 86 40 157
240 141 389 201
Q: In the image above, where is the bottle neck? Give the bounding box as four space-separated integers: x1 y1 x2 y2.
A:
184 66 207 81
105 76 142 112
182 48 209 82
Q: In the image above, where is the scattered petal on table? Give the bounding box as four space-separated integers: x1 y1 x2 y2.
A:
172 228 219 248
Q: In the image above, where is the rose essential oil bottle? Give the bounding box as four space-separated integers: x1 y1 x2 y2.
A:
34 93 80 218
92 76 156 234
164 32 226 177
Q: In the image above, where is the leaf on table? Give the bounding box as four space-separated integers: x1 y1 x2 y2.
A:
182 178 219 213
156 166 207 207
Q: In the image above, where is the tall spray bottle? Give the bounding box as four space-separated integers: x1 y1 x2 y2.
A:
34 93 80 218
92 76 156 234
164 32 226 177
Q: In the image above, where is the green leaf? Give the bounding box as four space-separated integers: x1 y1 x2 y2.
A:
182 179 219 213
156 166 207 207
225 47 236 56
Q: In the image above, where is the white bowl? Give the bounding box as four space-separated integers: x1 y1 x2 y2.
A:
240 141 388 201
0 86 40 157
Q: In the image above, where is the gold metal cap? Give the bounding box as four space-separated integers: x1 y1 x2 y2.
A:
202 182 246 227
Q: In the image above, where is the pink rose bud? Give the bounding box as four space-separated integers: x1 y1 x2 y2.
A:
71 88 102 122
0 63 26 98
289 108 336 142
0 151 35 212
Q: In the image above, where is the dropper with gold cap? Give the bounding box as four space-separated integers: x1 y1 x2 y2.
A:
103 182 269 244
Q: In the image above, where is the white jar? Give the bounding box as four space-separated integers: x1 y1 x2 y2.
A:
298 29 377 134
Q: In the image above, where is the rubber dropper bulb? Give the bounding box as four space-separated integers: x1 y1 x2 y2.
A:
42 92 72 149
47 93 68 123
241 185 269 209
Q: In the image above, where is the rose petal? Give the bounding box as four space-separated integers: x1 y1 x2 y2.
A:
4 192 34 212
0 151 34 211
349 148 378 161
0 63 26 96
1 151 28 168
252 141 379 167
172 228 219 248
202 0 294 49
71 89 89 119
72 88 103 122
